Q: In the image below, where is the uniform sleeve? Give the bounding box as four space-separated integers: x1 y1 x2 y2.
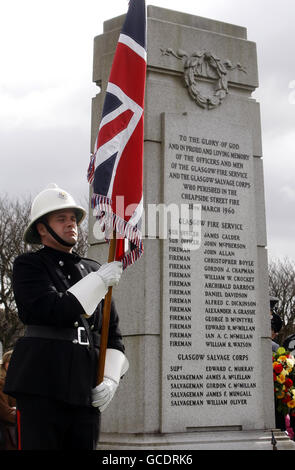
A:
106 299 125 354
13 254 85 327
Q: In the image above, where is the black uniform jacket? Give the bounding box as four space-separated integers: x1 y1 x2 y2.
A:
4 246 125 407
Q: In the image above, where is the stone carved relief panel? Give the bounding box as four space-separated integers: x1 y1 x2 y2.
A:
161 48 247 109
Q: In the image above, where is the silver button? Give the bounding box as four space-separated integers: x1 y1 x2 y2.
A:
80 264 85 269
74 321 79 327
90 325 94 330
59 261 64 267
67 275 71 279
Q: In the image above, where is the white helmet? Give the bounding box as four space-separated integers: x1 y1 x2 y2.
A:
24 183 87 244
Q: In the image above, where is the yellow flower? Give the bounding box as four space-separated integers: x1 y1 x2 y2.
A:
277 390 285 399
277 347 286 355
277 374 286 384
287 399 295 408
278 355 287 362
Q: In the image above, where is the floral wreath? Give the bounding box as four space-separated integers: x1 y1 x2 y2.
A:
161 48 246 110
273 347 295 416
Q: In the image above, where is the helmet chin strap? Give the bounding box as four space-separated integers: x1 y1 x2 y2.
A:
41 220 76 248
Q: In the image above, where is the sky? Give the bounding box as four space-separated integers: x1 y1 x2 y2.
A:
0 0 294 262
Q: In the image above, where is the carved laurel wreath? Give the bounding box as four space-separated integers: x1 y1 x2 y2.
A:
161 48 247 110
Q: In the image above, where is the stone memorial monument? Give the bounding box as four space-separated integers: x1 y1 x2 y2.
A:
88 6 295 449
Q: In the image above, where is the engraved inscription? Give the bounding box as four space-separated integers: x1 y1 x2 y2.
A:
162 114 260 431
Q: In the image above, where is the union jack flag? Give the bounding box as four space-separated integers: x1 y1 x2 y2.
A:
88 0 147 269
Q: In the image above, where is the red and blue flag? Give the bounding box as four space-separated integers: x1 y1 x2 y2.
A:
88 0 146 269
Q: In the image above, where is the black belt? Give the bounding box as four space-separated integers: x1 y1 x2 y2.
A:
24 325 100 348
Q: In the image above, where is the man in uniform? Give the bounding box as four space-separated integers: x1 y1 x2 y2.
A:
4 183 128 450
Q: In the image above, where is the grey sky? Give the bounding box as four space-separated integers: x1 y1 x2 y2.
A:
0 0 294 261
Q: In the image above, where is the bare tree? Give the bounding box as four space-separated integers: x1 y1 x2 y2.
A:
0 195 89 352
268 257 295 345
0 195 32 351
